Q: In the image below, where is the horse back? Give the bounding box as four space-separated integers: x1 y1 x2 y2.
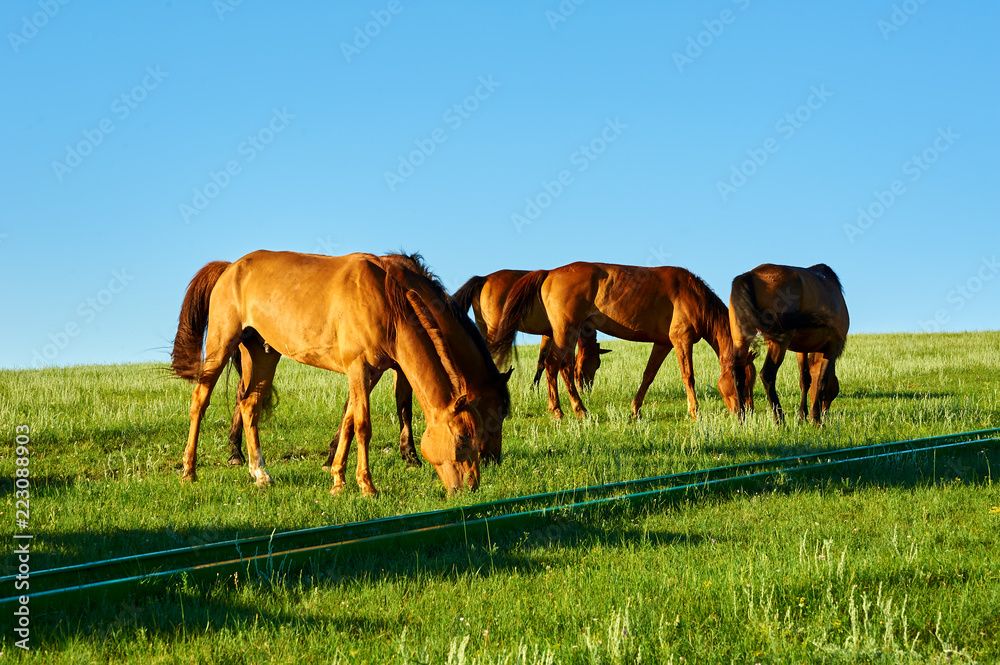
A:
479 270 530 332
217 250 394 370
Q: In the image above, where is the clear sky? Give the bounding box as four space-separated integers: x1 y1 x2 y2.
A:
2 1 997 369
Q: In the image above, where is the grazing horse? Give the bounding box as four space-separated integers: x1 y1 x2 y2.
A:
729 263 849 424
453 270 611 419
171 250 510 495
226 257 514 471
489 262 753 420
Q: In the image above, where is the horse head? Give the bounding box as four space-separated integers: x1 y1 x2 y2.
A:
724 349 758 417
420 394 483 493
575 341 611 392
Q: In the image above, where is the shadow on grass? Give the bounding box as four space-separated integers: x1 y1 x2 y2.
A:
13 444 998 647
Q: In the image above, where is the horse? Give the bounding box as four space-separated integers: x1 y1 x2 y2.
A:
729 263 849 424
453 270 611 419
224 255 513 471
489 262 754 420
170 250 510 495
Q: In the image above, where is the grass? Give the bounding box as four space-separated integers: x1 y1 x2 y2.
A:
1 331 999 663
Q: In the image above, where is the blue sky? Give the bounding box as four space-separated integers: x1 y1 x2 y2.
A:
2 1 997 369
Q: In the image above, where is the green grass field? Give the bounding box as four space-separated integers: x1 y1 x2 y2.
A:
2 331 999 663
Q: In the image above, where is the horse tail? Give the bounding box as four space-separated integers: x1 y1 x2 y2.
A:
171 261 231 382
452 275 487 313
489 269 548 367
729 273 760 344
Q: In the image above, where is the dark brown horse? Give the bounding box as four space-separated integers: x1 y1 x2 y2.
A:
171 250 510 495
729 263 849 424
453 270 610 419
490 262 753 420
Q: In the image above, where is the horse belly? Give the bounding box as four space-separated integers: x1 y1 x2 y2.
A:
787 328 836 354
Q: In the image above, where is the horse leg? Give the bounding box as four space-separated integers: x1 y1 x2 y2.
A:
394 369 420 468
237 339 281 487
321 401 349 471
808 354 833 425
673 339 700 420
227 376 247 466
730 332 756 421
544 342 565 420
181 312 244 481
346 362 378 497
181 370 224 482
329 395 355 495
760 340 788 424
797 352 811 422
631 343 671 419
557 333 588 418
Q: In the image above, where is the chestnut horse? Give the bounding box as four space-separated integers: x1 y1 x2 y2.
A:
729 263 848 424
171 250 510 495
489 262 752 419
453 270 611 419
226 255 512 470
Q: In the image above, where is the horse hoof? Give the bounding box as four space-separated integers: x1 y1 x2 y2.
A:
551 409 564 420
254 476 274 488
330 484 344 496
361 488 379 498
405 458 423 469
180 471 197 483
228 455 245 467
320 464 332 472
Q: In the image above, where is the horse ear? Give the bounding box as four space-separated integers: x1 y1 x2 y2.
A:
501 368 514 383
451 394 480 415
599 348 612 355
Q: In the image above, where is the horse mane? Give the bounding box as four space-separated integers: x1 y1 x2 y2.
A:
380 254 510 414
403 290 465 392
452 275 487 312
